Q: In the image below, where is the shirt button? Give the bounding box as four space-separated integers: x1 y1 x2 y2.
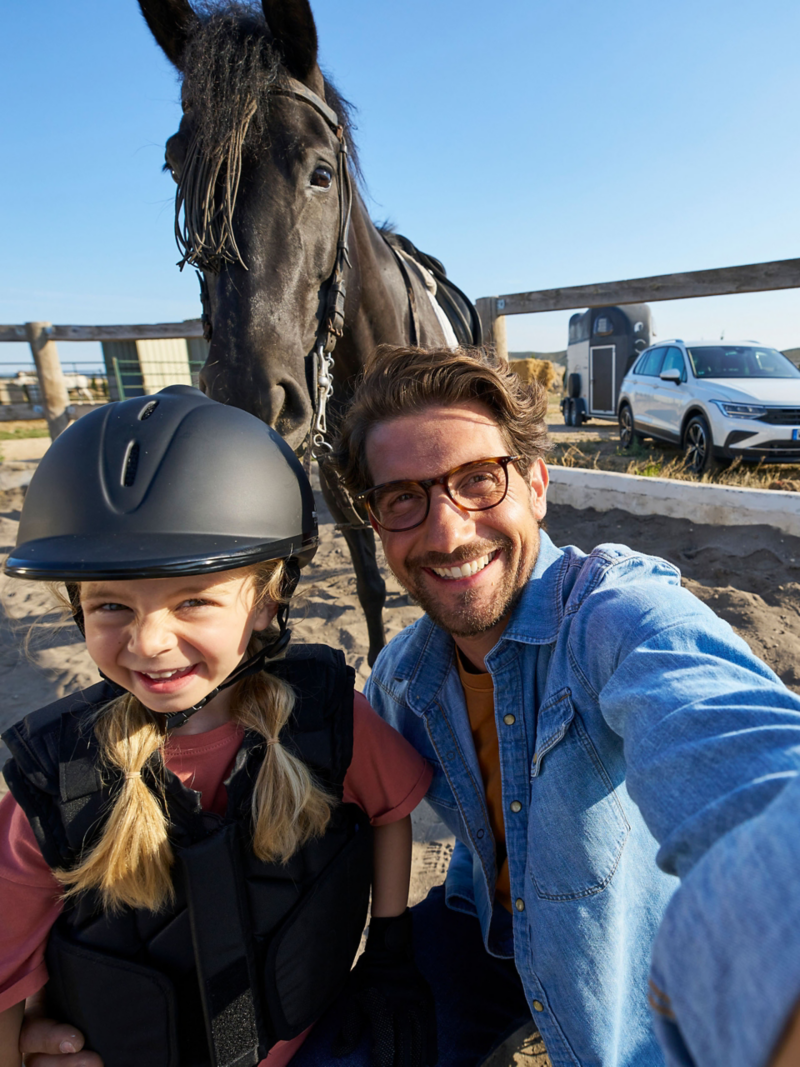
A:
477 829 485 839
532 1000 544 1012
503 713 516 725
510 800 522 813
515 898 525 912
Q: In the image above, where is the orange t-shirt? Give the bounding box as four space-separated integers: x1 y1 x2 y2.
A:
0 692 432 1066
455 654 511 912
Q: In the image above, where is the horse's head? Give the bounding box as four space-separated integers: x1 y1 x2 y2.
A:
139 0 354 450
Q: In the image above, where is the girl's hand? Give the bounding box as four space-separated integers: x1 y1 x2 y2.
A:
334 909 438 1067
18 995 102 1067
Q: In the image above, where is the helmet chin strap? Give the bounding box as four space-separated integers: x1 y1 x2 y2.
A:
162 627 291 731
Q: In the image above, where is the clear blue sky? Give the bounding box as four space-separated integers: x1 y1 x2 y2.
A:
2 0 799 370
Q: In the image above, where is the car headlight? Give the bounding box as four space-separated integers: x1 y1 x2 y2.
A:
711 401 768 419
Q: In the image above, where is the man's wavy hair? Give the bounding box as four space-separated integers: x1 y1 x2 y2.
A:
334 345 551 494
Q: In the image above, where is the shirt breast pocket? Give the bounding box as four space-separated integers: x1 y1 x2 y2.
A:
527 688 629 901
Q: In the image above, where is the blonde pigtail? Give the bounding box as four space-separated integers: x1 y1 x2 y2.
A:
55 694 174 912
236 670 335 863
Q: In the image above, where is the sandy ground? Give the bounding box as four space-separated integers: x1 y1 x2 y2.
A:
2 432 800 1066
0 438 51 463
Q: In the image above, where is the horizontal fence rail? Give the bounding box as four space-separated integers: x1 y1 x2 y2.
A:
0 321 204 344
475 257 800 364
484 258 800 318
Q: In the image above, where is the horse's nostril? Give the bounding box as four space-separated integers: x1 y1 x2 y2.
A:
263 385 288 429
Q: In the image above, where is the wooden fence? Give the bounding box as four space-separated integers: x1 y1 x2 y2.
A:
475 257 800 361
0 321 204 439
4 257 799 439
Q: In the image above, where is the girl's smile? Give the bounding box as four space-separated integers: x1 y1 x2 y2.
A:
81 570 273 732
133 663 201 694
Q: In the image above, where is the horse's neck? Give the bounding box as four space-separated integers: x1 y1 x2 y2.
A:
337 192 444 380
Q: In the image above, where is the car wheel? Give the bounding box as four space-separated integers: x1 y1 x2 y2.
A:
618 404 638 449
683 415 723 475
563 399 573 425
573 404 584 428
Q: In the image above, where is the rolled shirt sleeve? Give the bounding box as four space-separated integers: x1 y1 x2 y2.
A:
343 693 433 825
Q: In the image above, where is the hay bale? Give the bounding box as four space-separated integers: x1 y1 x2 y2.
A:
511 358 557 391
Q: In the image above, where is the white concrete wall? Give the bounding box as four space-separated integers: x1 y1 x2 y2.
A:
547 465 800 538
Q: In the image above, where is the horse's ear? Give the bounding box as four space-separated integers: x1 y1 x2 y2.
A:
261 0 319 83
138 0 199 69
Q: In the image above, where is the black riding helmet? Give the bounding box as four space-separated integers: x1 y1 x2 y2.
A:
5 385 318 728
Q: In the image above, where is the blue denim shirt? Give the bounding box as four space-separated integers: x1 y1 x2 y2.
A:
364 532 800 1067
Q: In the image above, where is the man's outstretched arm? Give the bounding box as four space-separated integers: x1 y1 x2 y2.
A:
649 769 800 1067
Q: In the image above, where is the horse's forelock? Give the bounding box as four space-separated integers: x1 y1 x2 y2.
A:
174 1 359 272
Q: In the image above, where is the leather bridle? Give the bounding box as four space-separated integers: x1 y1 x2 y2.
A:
270 78 354 458
197 76 353 461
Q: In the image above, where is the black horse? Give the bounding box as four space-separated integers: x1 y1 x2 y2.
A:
139 0 480 664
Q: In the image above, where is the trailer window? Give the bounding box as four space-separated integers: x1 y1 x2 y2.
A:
593 316 613 336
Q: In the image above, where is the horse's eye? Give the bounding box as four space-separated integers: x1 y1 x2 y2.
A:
164 133 187 183
311 165 333 189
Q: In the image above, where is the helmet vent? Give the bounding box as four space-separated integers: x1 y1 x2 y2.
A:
122 441 140 487
138 401 159 421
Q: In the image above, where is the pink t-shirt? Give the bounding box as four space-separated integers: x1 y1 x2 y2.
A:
0 692 432 1066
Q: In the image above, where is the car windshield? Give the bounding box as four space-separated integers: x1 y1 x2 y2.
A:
687 346 800 379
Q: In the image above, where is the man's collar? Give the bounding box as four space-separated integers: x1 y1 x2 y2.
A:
396 531 566 715
498 529 567 647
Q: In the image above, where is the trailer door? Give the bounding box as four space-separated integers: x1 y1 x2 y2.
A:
590 345 615 414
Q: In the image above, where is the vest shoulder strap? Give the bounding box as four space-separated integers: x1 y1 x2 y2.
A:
270 643 355 785
2 680 119 868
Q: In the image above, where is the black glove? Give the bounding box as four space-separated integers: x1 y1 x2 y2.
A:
334 909 438 1067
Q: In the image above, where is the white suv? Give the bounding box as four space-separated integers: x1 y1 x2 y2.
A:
617 341 800 474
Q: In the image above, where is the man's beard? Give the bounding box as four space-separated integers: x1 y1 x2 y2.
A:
398 535 537 638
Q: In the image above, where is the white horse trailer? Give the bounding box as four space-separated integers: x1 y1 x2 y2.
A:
561 304 653 425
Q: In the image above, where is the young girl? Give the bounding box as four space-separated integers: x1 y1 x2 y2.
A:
0 386 436 1067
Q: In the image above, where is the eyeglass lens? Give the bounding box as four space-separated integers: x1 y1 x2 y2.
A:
369 458 510 531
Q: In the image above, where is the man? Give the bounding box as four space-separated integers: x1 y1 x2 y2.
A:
19 344 800 1067
299 343 800 1067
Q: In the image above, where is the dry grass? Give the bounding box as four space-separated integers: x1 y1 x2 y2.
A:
545 396 800 490
553 440 799 489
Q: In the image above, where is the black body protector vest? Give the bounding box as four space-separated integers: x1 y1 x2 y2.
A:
3 645 373 1067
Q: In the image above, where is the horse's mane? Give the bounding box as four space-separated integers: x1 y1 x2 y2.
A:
175 1 359 273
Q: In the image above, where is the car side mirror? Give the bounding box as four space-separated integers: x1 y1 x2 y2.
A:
659 368 682 384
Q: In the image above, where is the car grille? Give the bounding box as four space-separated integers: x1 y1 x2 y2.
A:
748 440 800 457
758 408 800 425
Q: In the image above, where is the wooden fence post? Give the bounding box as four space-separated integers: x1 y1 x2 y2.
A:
475 297 509 363
25 321 71 440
